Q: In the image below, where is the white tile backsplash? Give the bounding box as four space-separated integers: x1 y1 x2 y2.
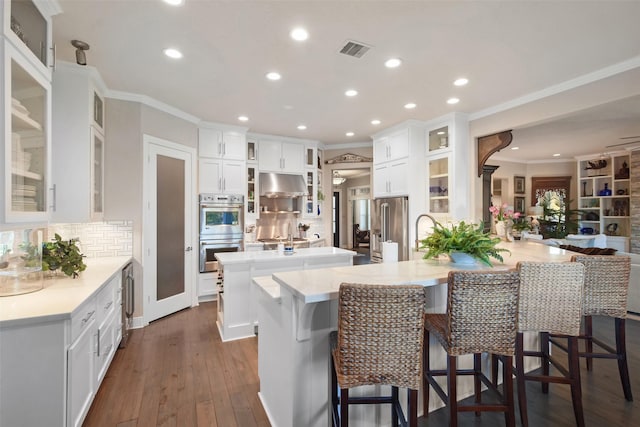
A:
48 221 133 258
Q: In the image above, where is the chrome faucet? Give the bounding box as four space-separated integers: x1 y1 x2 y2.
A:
415 214 437 251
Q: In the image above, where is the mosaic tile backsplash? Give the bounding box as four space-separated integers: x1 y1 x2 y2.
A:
48 221 133 258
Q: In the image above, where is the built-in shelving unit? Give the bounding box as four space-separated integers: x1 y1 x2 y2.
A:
577 152 631 251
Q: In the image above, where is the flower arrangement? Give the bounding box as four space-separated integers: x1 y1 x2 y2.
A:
489 203 521 222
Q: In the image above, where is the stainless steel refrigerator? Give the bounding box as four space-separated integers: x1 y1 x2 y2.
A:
370 196 409 263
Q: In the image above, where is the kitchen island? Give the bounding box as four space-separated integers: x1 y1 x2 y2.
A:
215 247 355 341
254 242 576 427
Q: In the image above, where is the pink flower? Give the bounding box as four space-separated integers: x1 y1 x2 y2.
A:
490 204 520 221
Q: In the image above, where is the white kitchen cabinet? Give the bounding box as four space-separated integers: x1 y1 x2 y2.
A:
1 0 59 224
199 158 245 194
67 314 96 427
0 266 124 427
51 63 106 222
426 151 452 215
258 139 304 173
199 127 246 160
373 158 408 197
373 128 409 163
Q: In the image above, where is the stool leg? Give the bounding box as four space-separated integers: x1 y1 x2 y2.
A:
503 355 516 427
474 353 482 417
615 318 633 401
448 354 458 427
340 388 349 427
408 389 418 427
568 336 585 427
422 328 431 416
491 353 499 387
516 333 529 427
541 332 550 394
391 386 399 426
584 315 594 371
331 355 339 427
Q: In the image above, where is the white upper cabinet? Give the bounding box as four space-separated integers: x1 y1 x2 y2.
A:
373 128 409 163
51 63 106 222
199 158 245 195
1 0 59 224
258 139 304 173
199 127 246 160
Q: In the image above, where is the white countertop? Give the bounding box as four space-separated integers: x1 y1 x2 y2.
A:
0 256 132 327
216 246 355 265
272 241 575 304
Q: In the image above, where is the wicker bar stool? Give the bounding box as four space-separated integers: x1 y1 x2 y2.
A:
330 283 426 427
422 270 520 427
550 255 633 401
510 261 586 427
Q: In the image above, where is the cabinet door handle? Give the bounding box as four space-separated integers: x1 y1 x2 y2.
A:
49 184 57 212
218 177 222 190
222 143 226 156
223 178 226 190
50 44 56 70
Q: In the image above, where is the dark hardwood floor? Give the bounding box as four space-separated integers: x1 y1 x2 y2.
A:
85 303 639 426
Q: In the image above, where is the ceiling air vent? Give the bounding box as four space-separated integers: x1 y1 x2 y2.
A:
339 40 371 58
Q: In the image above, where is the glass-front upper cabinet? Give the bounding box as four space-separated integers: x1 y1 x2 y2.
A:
9 0 47 65
428 154 449 214
4 45 51 222
91 127 104 219
427 126 449 153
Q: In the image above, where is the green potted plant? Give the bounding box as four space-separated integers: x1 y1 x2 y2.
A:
511 217 531 240
42 234 87 278
419 220 510 267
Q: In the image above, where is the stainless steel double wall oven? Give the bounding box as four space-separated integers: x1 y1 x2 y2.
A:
199 194 244 273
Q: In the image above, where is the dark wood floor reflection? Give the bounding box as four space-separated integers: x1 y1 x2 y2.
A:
84 303 639 426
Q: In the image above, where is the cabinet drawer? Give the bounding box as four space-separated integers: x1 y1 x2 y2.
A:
96 275 120 325
96 314 116 386
71 298 97 343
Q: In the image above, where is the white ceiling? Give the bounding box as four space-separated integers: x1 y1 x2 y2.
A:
52 1 640 161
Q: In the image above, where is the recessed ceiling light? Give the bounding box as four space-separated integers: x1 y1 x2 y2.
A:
345 89 358 97
297 124 307 130
346 132 354 137
290 27 309 41
238 116 249 122
163 0 184 5
385 58 402 68
404 102 416 109
511 146 519 150
453 78 469 86
163 48 183 59
447 97 460 105
553 153 561 157
371 119 381 125
437 131 445 135
266 72 281 81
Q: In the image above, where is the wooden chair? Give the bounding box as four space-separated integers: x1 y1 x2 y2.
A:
330 283 425 427
551 255 633 401
510 261 586 427
422 270 520 427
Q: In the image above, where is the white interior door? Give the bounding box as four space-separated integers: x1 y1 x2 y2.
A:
143 135 195 323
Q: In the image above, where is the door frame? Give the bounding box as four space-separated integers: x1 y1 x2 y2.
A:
142 134 198 324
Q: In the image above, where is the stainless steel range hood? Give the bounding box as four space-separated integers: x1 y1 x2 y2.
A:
259 172 307 198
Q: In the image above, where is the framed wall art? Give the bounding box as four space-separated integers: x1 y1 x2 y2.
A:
514 176 525 194
514 196 525 214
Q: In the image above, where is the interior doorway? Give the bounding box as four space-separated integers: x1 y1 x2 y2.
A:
143 135 196 323
330 167 371 248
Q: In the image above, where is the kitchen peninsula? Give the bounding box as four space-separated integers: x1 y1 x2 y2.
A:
254 242 577 427
215 246 355 341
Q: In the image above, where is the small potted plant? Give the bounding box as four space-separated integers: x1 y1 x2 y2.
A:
419 220 510 267
42 234 87 278
511 217 531 240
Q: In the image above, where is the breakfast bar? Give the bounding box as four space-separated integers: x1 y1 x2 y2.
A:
254 242 576 427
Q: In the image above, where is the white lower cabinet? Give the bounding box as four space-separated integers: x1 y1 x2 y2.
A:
67 315 96 427
0 271 122 427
